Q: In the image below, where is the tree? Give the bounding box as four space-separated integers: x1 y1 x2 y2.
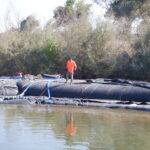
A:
110 0 149 19
53 0 91 26
20 16 39 31
94 0 149 20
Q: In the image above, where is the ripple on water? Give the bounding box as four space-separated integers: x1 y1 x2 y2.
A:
0 105 150 150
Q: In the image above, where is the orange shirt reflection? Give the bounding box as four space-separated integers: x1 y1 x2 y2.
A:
66 120 76 136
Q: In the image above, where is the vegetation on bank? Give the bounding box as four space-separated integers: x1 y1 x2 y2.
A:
0 0 149 80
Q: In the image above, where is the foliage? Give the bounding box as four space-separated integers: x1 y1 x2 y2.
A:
20 16 39 31
130 19 150 80
66 0 76 7
109 0 149 20
94 0 149 21
53 0 91 25
0 0 149 81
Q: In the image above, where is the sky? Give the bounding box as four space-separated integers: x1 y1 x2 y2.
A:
0 0 106 32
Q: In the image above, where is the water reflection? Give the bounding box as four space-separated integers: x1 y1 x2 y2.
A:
0 105 150 150
66 114 76 136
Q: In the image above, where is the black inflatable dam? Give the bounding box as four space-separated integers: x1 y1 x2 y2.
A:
17 79 150 102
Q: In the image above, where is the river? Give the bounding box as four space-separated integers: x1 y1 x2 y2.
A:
0 105 150 150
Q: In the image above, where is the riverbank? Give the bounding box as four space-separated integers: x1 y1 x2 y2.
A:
1 96 150 111
1 77 150 111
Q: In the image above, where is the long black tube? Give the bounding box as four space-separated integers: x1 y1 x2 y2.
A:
17 80 150 102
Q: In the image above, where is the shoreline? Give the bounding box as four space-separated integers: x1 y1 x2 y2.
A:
0 96 150 111
0 77 150 111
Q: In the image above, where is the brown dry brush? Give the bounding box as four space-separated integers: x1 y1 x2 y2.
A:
0 5 149 80
0 18 149 80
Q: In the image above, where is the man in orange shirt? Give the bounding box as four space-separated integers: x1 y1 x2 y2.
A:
66 57 77 84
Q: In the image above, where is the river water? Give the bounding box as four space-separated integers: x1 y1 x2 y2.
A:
0 105 150 150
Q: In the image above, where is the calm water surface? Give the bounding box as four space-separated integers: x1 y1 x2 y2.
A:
0 105 150 150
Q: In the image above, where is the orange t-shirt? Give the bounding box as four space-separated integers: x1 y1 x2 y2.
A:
66 60 77 73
